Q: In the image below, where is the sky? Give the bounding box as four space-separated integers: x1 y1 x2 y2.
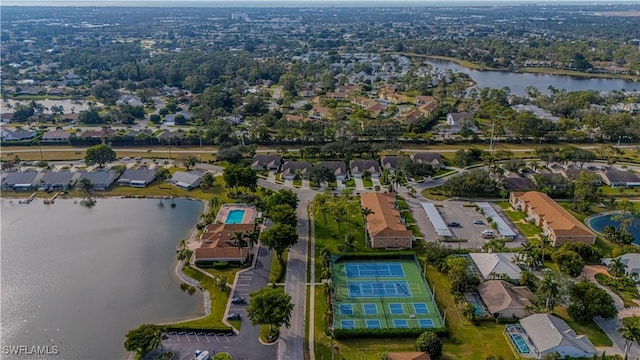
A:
3 0 635 6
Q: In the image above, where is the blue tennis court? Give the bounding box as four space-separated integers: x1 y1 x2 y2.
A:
339 304 353 315
413 303 429 314
363 303 378 315
348 280 412 298
341 320 355 329
419 319 434 328
393 319 409 328
366 319 381 329
345 262 405 278
389 303 404 314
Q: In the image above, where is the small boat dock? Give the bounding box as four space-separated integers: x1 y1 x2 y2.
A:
43 192 60 204
18 193 37 204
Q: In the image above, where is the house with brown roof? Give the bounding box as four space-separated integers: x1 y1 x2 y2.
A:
509 191 596 246
387 352 431 360
418 102 437 115
41 129 71 142
477 280 532 319
361 192 414 249
398 109 424 126
414 96 436 106
309 106 330 120
195 223 255 264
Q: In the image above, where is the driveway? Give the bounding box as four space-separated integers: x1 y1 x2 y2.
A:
284 178 294 188
354 177 365 191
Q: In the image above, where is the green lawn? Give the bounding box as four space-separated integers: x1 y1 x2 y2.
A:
268 251 288 284
293 178 302 187
167 266 232 330
426 266 515 360
420 188 449 201
552 307 612 346
344 179 356 188
501 208 542 237
363 178 373 188
204 266 243 285
594 273 640 308
313 199 370 282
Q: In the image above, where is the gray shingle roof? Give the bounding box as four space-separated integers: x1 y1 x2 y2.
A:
520 314 596 355
171 171 203 186
78 169 117 186
2 171 40 186
41 170 75 185
381 156 409 170
317 161 347 176
350 160 380 174
252 154 282 169
282 161 312 176
118 167 157 183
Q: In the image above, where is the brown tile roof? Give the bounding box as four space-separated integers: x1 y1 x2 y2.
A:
512 191 595 238
201 223 255 247
195 246 249 260
477 280 532 315
387 352 431 360
361 192 413 239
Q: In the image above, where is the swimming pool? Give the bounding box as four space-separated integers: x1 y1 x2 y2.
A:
226 209 246 224
506 325 531 354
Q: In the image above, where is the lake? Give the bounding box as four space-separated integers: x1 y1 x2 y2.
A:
1 198 204 360
424 59 639 96
1 99 102 114
588 213 640 245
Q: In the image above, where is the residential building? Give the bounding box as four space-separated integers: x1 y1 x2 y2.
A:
509 191 596 246
164 111 193 123
251 154 282 171
599 168 640 188
309 106 330 119
387 352 431 360
317 161 348 180
398 109 424 126
350 160 380 178
414 95 436 106
602 253 640 277
468 253 522 284
444 112 477 134
1 171 43 191
1 129 37 141
170 170 203 190
117 167 157 187
195 223 254 264
503 174 535 191
477 280 532 319
281 161 312 180
360 192 414 249
380 156 409 173
39 170 76 190
411 153 445 169
41 130 71 142
77 169 117 190
519 314 597 359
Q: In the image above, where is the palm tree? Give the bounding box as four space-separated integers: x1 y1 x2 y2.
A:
313 193 329 231
538 273 560 310
608 257 628 279
209 195 221 215
320 247 332 268
233 231 246 265
538 234 552 265
520 242 542 271
617 321 640 360
361 207 375 247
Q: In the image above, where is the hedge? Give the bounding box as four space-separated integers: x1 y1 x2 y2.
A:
332 251 417 262
333 327 448 340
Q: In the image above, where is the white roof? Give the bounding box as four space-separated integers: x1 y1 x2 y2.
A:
171 171 202 186
603 253 640 274
421 202 452 237
521 314 597 355
468 253 521 280
476 202 517 238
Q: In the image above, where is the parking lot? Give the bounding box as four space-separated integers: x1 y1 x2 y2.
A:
422 201 524 249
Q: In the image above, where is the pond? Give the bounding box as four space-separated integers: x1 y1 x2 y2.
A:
1 198 204 359
588 212 640 245
424 59 639 96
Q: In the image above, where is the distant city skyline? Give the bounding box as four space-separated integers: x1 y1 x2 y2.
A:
3 0 638 6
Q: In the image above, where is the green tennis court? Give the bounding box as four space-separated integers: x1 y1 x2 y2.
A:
331 257 444 330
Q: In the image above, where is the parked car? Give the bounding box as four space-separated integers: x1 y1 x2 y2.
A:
473 220 484 225
226 313 241 320
231 297 245 304
134 156 142 161
122 157 131 161
481 229 495 238
448 221 461 227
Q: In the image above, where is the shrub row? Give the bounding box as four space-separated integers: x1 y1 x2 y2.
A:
333 327 448 340
332 251 417 262
194 260 230 269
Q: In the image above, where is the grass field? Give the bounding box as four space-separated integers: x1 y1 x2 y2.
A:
500 207 542 238
331 258 444 331
552 307 612 346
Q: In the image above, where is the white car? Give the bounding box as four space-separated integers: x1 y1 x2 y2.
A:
122 157 131 161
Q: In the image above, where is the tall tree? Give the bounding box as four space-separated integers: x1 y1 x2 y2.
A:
84 143 117 168
361 207 375 247
260 223 298 265
123 324 163 358
538 273 560 310
246 287 294 335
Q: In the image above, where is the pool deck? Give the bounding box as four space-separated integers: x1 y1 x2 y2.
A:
215 204 257 225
